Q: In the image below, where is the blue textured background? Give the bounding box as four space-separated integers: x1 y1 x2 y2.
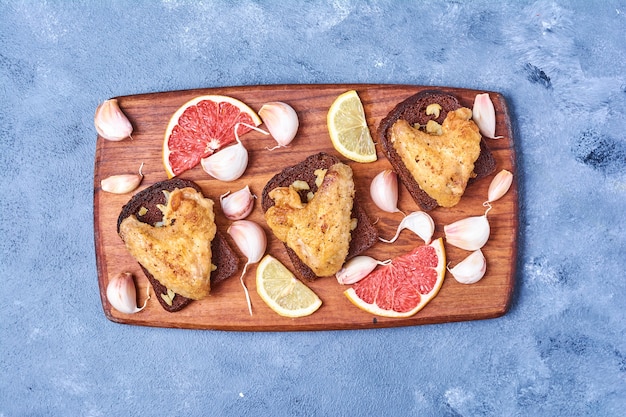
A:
2 1 625 416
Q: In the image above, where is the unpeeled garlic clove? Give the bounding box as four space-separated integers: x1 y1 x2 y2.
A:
336 256 391 285
227 220 267 315
101 163 144 194
380 211 435 244
448 249 487 284
201 142 248 181
228 219 267 266
487 169 513 203
106 272 150 314
370 170 401 213
94 99 133 141
201 122 268 181
258 102 299 149
472 93 502 139
220 186 255 220
444 214 490 251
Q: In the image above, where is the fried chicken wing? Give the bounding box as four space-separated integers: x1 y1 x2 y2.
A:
265 163 355 277
390 107 482 207
119 187 216 300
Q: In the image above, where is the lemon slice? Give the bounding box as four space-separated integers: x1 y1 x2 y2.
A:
327 90 377 163
256 255 322 318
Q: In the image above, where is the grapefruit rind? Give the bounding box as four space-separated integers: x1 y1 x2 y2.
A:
344 238 446 318
162 95 262 178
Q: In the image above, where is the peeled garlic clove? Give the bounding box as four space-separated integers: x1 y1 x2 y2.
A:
472 93 502 139
201 142 248 181
101 163 144 194
94 99 133 141
228 220 267 315
258 102 299 148
444 215 490 251
448 249 487 284
220 186 255 220
336 256 391 285
487 169 513 203
370 170 401 213
106 272 150 314
380 211 435 244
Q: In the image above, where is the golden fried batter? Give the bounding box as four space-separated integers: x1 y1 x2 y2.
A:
265 163 355 277
119 187 216 300
390 107 482 207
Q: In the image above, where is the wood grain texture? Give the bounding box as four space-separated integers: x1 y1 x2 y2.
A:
94 84 518 331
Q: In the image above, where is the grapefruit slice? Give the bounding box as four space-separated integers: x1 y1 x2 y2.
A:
163 95 262 178
344 238 446 318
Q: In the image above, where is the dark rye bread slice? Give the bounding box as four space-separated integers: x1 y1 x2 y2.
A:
377 90 497 211
117 178 238 312
261 152 378 281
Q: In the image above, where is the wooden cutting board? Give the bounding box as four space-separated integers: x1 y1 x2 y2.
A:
94 84 518 331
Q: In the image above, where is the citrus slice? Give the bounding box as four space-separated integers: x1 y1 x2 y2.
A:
327 90 377 163
256 254 322 318
163 95 262 178
344 238 446 318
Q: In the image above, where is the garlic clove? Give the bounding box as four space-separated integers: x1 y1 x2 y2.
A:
487 169 513 203
101 163 144 194
228 220 267 264
380 211 435 244
227 220 267 315
94 99 133 141
444 215 490 251
201 122 268 182
258 102 299 149
472 93 502 139
106 272 150 314
370 170 401 213
220 185 255 220
201 142 248 181
336 256 391 285
448 249 487 284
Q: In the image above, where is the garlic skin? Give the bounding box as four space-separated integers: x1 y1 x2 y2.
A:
472 93 502 139
444 215 490 251
220 186 255 220
227 220 267 315
336 256 391 285
370 170 401 213
380 211 435 244
94 99 133 141
487 169 513 203
106 272 150 314
201 141 248 181
448 249 487 284
101 163 144 194
258 102 299 148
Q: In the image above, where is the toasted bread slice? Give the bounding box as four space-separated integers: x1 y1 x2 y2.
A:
117 178 238 312
261 152 378 281
377 90 496 210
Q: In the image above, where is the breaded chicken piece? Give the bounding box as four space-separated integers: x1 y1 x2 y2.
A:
265 163 355 277
390 107 481 207
119 187 216 300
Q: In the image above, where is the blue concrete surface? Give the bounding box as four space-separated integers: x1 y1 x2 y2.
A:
1 1 625 415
